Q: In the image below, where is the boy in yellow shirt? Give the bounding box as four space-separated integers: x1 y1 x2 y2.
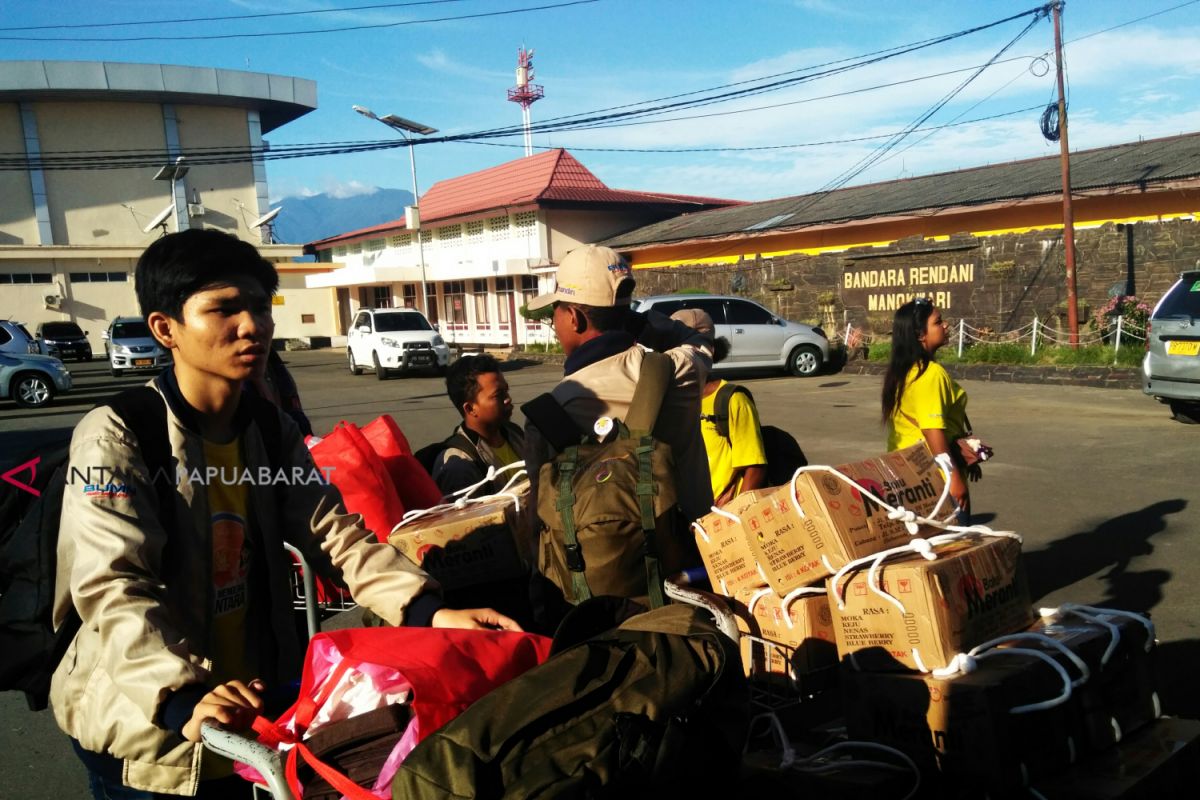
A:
672 310 768 505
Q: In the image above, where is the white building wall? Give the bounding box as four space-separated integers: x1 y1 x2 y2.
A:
321 210 555 347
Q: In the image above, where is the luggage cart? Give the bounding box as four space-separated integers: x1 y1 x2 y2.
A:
666 576 920 798
284 542 356 640
664 574 837 718
200 545 334 800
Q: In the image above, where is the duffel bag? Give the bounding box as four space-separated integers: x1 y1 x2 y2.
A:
391 604 749 799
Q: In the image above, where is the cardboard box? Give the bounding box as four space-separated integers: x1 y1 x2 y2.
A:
1015 608 1160 752
387 484 528 590
1033 716 1200 799
843 647 1080 794
828 534 1034 672
740 443 948 594
692 491 768 595
734 585 837 684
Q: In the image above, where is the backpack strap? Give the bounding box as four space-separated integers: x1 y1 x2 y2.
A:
555 447 591 604
702 383 753 440
521 394 583 451
624 353 672 436
44 388 179 698
635 436 665 609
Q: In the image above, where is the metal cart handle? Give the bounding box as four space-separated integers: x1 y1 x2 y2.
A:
664 574 742 642
201 721 294 800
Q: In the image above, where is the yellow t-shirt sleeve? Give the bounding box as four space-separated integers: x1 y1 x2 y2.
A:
727 391 767 469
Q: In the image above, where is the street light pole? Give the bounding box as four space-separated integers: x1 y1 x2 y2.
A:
352 106 438 317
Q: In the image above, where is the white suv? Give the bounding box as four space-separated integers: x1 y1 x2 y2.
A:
347 308 451 379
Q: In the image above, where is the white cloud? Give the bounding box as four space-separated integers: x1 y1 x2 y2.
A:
416 49 510 83
325 180 380 199
270 178 380 202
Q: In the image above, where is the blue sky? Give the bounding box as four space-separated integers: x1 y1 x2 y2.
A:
4 0 1199 204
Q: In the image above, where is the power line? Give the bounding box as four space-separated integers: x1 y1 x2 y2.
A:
0 0 472 31
0 0 599 42
790 8 1049 220
0 105 1044 171
454 5 1053 141
456 105 1044 153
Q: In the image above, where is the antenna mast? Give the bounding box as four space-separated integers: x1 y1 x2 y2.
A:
507 47 545 157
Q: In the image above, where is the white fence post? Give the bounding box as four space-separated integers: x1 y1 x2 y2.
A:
957 318 964 358
1031 316 1039 356
1113 316 1123 364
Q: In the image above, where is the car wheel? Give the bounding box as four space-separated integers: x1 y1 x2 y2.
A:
348 349 362 375
12 372 54 408
788 344 822 377
110 366 122 377
373 351 389 380
1169 400 1200 425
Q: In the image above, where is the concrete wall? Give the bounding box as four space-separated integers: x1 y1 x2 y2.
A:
35 101 170 246
631 218 1200 335
175 104 257 238
0 104 39 245
273 270 338 340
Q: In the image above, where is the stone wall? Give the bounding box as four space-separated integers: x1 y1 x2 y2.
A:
631 218 1200 335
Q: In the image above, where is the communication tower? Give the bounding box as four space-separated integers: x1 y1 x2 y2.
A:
507 47 544 157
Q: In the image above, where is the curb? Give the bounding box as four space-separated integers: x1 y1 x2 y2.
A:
516 351 1141 390
838 360 1141 390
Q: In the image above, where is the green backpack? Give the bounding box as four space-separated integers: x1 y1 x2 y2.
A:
522 353 684 610
391 604 750 800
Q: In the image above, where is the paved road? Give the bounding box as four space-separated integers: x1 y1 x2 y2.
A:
2 351 1198 797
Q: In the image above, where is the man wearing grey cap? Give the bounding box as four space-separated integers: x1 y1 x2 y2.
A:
521 244 715 526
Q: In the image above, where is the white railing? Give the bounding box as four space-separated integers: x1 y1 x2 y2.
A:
842 316 1146 365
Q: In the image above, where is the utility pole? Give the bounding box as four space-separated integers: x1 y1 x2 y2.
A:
1052 0 1080 346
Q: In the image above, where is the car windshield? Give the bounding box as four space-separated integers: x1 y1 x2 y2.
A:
1155 277 1200 319
373 313 431 332
43 322 83 337
112 321 151 339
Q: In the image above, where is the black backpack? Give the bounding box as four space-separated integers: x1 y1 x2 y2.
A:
0 387 285 711
0 387 175 711
703 383 808 487
391 604 749 799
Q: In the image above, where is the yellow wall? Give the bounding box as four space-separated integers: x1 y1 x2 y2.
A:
0 103 41 245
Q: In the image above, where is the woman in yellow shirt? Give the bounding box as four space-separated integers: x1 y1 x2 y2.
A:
882 298 978 520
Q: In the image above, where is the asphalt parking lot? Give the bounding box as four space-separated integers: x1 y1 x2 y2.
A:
2 350 1198 797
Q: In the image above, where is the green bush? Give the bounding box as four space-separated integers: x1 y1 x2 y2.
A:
522 341 563 354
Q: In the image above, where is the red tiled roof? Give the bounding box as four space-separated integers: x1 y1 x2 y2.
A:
307 149 740 249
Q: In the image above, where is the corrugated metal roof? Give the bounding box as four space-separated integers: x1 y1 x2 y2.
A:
601 132 1200 250
307 149 739 249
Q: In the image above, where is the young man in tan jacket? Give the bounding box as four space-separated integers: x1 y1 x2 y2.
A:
53 229 517 798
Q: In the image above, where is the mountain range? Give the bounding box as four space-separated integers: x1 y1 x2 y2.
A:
271 188 413 245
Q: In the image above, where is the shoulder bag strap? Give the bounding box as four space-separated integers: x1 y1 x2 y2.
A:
105 387 175 524
624 352 673 436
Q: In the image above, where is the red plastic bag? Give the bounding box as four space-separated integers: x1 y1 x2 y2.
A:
309 422 405 541
361 415 443 512
251 627 552 800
